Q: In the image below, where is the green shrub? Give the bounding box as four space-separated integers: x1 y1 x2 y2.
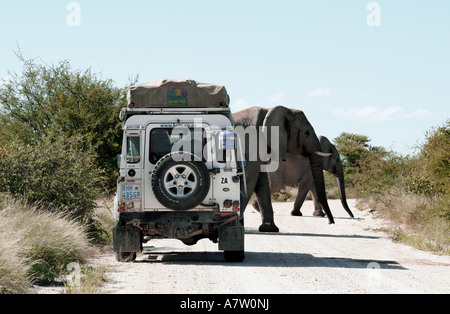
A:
0 133 105 225
0 54 129 190
412 121 449 195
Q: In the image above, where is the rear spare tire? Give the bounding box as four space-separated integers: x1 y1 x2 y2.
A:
151 152 210 211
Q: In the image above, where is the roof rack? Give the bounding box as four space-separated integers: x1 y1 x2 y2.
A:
119 107 232 122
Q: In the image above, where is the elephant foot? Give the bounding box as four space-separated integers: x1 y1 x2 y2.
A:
313 210 326 217
258 223 279 233
290 209 303 216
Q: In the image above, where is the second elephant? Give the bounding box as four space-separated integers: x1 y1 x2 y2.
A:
252 136 354 218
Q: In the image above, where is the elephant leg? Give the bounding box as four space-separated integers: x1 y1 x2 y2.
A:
310 186 326 217
291 184 308 216
291 174 311 216
254 172 279 233
251 198 261 212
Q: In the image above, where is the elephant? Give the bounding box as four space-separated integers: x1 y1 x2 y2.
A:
232 106 336 232
252 136 354 218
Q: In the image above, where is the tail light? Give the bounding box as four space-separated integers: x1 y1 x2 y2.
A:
223 200 232 209
232 200 240 211
118 201 126 213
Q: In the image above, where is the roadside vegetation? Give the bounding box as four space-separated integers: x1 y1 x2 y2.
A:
0 196 98 293
0 54 447 293
0 54 124 293
334 125 449 254
273 125 449 254
270 124 449 255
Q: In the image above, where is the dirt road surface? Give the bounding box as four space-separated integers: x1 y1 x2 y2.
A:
96 200 449 294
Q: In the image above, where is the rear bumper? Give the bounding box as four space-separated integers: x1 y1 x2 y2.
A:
114 211 241 245
117 211 235 225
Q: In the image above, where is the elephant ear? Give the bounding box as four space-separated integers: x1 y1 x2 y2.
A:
263 106 293 162
319 136 331 170
319 136 337 171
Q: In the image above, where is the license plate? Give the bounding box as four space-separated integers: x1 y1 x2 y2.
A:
122 185 141 200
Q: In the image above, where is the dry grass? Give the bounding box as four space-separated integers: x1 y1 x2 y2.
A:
62 265 108 294
93 198 116 244
0 196 98 293
0 221 31 294
363 189 449 255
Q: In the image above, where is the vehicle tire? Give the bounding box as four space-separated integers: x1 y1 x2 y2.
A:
151 152 210 211
224 250 245 263
115 252 137 263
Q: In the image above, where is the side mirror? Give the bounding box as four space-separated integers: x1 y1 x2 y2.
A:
117 154 122 169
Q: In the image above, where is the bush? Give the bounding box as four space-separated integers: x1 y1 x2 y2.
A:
333 132 411 198
0 53 129 190
0 133 105 225
407 121 450 196
353 150 411 198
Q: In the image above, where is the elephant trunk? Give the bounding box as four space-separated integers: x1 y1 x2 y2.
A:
335 170 354 218
309 153 335 224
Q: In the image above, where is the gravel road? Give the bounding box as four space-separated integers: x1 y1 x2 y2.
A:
96 200 449 294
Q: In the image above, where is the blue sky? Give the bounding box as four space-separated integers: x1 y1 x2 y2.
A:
1 0 449 155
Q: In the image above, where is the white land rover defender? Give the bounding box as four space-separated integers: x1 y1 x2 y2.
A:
113 79 246 262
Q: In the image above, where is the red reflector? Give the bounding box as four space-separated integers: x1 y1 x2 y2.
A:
220 213 232 217
118 201 126 213
233 207 240 212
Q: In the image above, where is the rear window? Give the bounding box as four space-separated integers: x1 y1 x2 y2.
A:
149 128 206 164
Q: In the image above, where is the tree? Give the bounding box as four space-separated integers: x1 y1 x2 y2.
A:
0 53 130 189
333 132 385 173
333 132 407 196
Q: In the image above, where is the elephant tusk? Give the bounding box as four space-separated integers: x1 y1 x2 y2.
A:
314 151 332 157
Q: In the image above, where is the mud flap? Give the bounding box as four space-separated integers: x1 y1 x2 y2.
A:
113 224 142 253
218 220 245 252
